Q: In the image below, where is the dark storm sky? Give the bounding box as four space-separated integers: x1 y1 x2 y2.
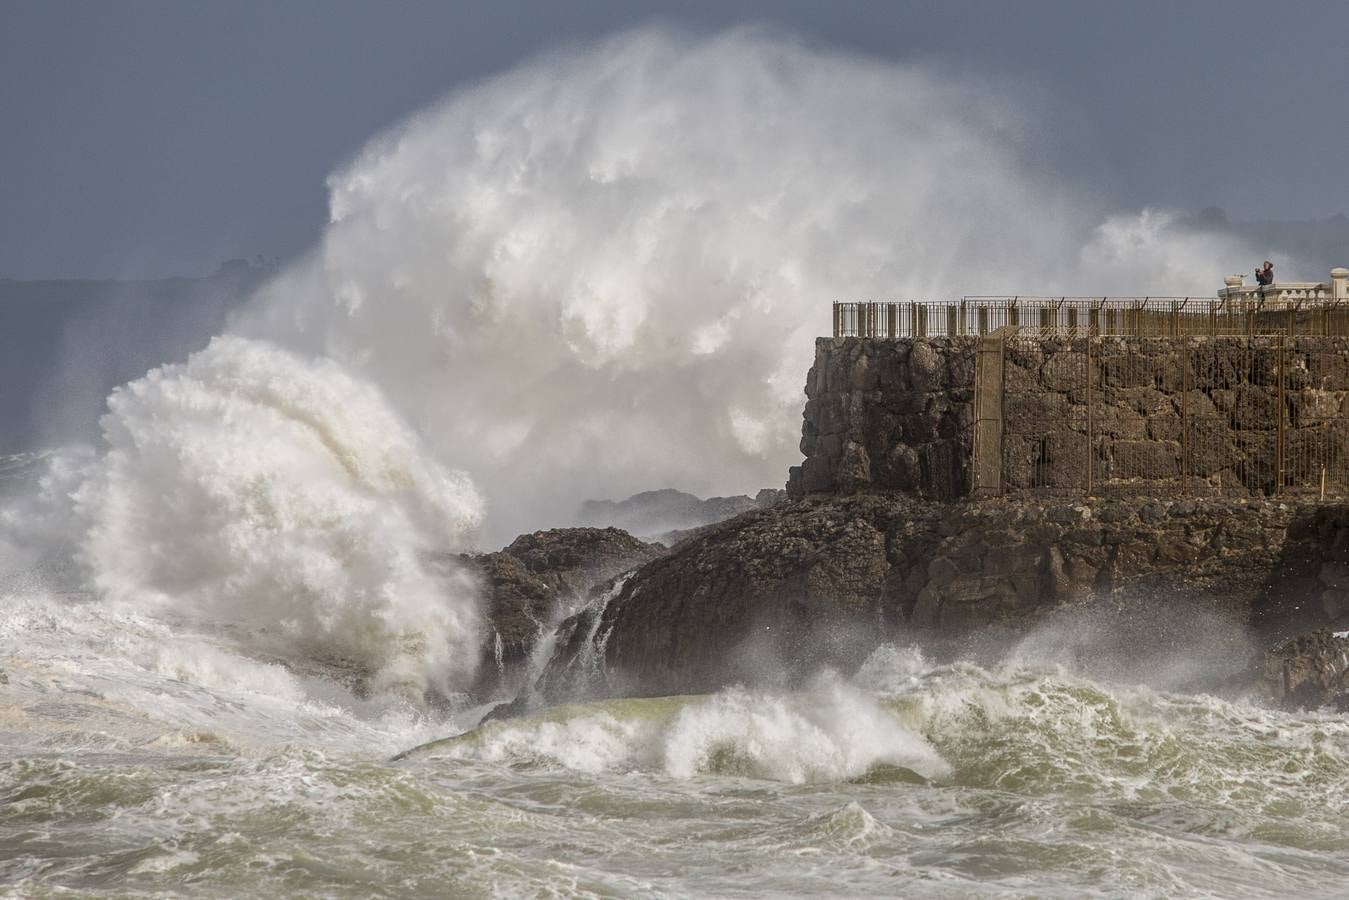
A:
1 0 1343 279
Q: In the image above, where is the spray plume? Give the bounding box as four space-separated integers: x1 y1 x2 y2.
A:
9 27 1269 701
71 337 483 701
230 27 1261 541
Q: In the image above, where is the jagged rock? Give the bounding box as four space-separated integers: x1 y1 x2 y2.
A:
754 488 788 508
530 495 1349 700
535 498 901 701
462 527 663 699
499 527 659 596
791 337 975 500
470 553 555 666
1262 629 1349 710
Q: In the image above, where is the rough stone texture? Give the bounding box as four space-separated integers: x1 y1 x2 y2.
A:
535 496 1349 699
790 337 977 500
1262 629 1349 709
790 335 1349 500
506 335 1349 708
498 527 660 597
462 527 663 698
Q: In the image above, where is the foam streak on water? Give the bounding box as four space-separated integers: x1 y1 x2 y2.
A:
4 630 1349 898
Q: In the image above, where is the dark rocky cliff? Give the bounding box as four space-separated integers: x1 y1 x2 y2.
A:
1263 629 1349 710
499 333 1349 711
533 495 1349 701
790 337 975 499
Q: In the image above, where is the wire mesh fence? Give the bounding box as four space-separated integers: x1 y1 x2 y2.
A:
991 336 1349 498
833 298 1349 339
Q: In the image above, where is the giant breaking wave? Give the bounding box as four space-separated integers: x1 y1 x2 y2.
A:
5 27 1270 704
230 27 1261 541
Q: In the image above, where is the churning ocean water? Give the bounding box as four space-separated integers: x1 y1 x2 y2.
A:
2 488 1347 899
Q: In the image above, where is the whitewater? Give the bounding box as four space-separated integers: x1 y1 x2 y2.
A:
4 575 1348 896
3 28 1346 897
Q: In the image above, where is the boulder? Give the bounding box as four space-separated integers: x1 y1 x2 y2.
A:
499 527 659 596
463 527 662 698
791 337 975 501
1262 629 1349 710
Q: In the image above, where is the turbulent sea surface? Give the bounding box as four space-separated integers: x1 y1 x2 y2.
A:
3 447 1347 900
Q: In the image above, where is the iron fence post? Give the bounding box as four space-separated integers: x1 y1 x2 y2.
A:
1181 341 1189 495
1086 336 1094 496
1276 334 1285 495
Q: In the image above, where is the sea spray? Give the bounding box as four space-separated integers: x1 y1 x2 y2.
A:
404 643 1349 813
6 572 1349 899
0 26 1345 896
520 573 631 708
492 629 505 681
227 27 1268 543
70 336 485 704
659 679 950 782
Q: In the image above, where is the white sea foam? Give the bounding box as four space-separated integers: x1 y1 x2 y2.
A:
0 588 465 754
426 678 950 784
661 680 950 782
68 336 484 703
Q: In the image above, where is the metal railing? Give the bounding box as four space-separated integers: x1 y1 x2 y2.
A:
833 297 1349 339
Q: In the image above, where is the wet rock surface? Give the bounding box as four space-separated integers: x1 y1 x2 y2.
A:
497 527 661 597
533 495 1349 699
462 527 662 698
1263 629 1349 710
790 337 975 500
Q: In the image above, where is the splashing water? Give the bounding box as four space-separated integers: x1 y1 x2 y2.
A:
416 675 949 784
66 337 484 703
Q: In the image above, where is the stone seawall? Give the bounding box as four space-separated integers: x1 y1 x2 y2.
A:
790 335 1349 500
1002 335 1349 495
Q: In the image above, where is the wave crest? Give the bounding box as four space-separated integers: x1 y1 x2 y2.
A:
73 335 484 702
